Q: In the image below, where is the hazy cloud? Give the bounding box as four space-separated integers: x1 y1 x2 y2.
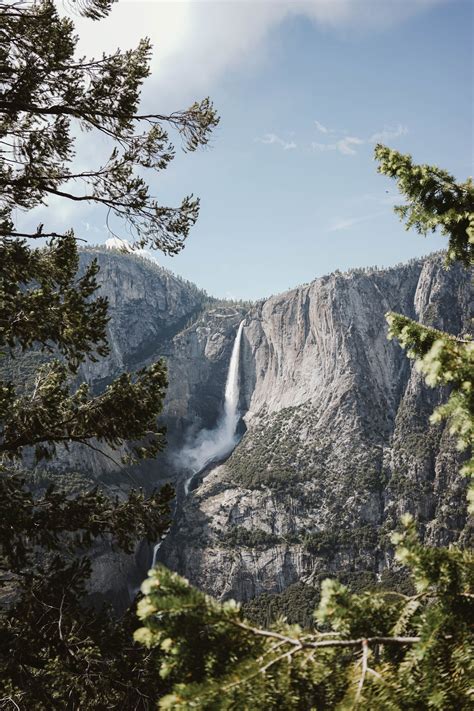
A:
337 136 365 155
314 119 331 134
312 135 365 156
256 133 297 150
329 211 386 232
312 124 408 156
369 124 409 143
70 1 448 104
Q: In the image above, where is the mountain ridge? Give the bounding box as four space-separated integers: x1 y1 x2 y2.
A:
152 251 471 604
28 247 470 610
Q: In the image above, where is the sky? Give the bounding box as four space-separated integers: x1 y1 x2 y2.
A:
24 0 474 300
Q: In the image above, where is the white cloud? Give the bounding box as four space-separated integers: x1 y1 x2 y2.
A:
312 124 408 156
256 133 297 150
336 136 365 155
369 124 409 143
69 1 447 105
314 120 330 134
328 210 386 232
312 135 364 156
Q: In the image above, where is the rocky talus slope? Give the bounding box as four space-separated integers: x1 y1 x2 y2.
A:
34 249 471 609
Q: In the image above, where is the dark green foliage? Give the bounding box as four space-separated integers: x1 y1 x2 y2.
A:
357 465 386 492
378 567 416 596
242 581 320 629
0 234 109 368
375 145 473 266
0 471 174 571
1 352 168 463
1 559 168 709
0 1 218 706
219 525 281 548
302 525 380 556
136 519 473 709
227 405 326 490
228 403 385 496
242 571 412 632
0 460 173 708
0 0 219 253
0 462 175 707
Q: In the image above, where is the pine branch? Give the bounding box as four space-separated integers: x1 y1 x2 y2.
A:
232 620 421 649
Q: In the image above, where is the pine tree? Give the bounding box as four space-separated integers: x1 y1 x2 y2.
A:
0 0 218 253
375 145 473 501
0 1 218 707
135 148 473 709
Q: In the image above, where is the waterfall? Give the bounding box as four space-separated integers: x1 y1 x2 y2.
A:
223 319 245 442
149 320 245 573
183 320 245 494
152 540 163 567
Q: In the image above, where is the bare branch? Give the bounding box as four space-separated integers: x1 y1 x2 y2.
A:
353 639 369 708
232 620 421 649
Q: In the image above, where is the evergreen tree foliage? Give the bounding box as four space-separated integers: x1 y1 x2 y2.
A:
1 482 173 708
135 518 473 710
0 1 218 706
375 145 473 501
136 148 473 708
0 0 218 253
1 1 471 702
375 145 473 266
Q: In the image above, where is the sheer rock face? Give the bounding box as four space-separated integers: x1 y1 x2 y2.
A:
155 256 471 602
72 250 470 607
78 250 213 385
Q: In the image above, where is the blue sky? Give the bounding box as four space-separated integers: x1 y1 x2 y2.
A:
28 1 473 300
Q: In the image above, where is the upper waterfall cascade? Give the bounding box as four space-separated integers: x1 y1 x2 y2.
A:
182 319 245 494
223 319 245 441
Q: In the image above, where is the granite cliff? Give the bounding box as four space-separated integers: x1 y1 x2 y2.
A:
154 254 471 604
44 248 471 610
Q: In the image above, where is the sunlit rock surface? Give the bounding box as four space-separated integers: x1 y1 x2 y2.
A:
156 254 471 601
